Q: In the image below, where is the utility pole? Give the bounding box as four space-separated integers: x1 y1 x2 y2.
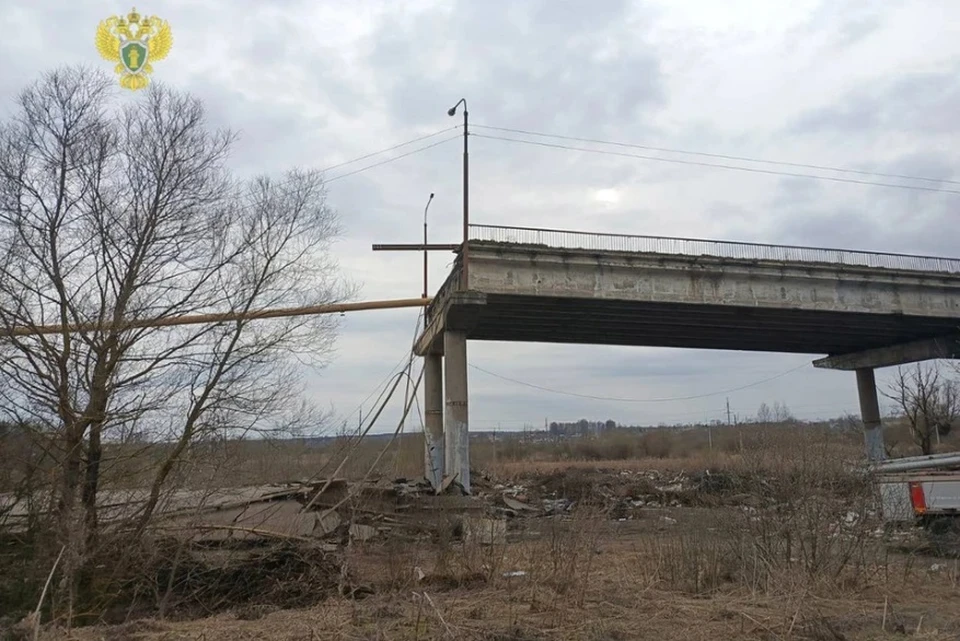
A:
422 193 434 301
447 99 469 290
726 397 732 425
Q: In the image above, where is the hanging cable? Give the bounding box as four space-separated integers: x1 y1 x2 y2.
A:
326 135 460 183
471 133 960 195
320 125 459 175
469 361 811 403
317 364 425 522
472 123 960 186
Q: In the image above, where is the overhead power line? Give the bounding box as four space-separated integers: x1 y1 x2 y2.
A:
320 125 459 175
326 135 460 183
247 125 461 202
471 133 960 196
229 125 460 216
468 361 811 403
472 123 960 187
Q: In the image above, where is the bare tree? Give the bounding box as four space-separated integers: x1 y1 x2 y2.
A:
756 402 772 424
0 66 351 613
883 362 959 455
772 401 794 423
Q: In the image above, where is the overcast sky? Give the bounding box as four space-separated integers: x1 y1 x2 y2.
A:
2 0 959 433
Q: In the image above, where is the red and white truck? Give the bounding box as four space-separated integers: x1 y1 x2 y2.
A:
875 451 960 549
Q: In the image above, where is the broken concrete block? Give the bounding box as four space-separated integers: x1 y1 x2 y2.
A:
315 511 341 536
502 496 536 512
349 523 378 542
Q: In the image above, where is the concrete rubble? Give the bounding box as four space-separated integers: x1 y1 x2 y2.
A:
1 467 936 550
0 468 746 545
477 468 776 521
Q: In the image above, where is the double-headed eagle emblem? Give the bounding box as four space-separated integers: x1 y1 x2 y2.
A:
95 7 173 90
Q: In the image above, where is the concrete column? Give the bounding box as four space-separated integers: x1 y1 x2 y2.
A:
443 330 470 493
423 353 444 489
855 368 886 462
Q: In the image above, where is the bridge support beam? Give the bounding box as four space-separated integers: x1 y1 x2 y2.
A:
812 335 960 371
443 330 470 493
855 368 886 462
423 353 444 490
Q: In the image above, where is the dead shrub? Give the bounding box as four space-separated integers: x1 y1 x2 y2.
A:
154 541 343 614
523 504 606 601
376 537 427 592
646 529 738 595
533 468 613 502
423 513 504 590
644 429 886 596
451 518 509 585
57 536 345 624
0 532 61 625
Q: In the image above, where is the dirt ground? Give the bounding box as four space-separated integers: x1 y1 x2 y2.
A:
41 527 960 641
23 463 960 641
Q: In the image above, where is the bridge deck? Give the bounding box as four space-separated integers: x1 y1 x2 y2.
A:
415 226 960 358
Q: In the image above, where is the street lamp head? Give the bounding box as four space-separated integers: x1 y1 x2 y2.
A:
424 192 434 219
448 98 467 117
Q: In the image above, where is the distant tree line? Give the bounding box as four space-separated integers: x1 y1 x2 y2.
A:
754 401 795 424
548 419 617 436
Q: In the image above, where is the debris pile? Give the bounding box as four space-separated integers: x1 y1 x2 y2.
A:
3 468 759 544
1 466 901 549
152 476 485 546
470 467 772 522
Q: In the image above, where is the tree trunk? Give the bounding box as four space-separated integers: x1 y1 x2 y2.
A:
75 422 103 612
81 424 102 546
56 422 85 621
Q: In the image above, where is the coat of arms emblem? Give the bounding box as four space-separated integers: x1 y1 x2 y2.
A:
95 7 173 90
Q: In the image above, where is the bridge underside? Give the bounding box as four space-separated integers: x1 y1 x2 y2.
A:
414 236 960 492
420 291 959 356
420 290 958 492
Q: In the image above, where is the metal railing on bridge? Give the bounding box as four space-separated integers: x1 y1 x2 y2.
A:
469 224 960 274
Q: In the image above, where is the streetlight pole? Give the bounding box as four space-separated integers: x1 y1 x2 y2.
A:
447 99 468 290
422 193 434 300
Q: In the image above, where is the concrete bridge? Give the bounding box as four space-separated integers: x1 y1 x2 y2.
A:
416 225 960 492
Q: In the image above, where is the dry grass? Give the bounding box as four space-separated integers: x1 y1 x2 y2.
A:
493 454 738 477
4 418 946 493
156 419 957 487
46 512 960 640
5 420 960 640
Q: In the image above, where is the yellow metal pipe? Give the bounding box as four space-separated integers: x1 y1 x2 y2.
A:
5 298 431 337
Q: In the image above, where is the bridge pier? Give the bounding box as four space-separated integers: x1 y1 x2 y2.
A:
416 233 960 476
443 330 470 493
855 368 886 462
423 353 444 489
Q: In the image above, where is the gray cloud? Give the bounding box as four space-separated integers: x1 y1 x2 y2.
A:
789 0 893 51
790 65 960 137
2 0 958 437
365 0 665 134
759 148 959 257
